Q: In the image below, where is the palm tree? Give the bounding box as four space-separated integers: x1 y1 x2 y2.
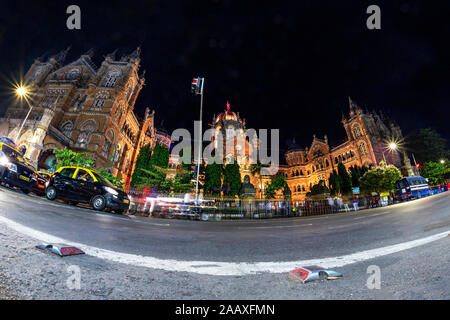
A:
250 161 269 199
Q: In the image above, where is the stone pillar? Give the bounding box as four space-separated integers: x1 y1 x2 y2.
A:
401 151 415 177
26 109 54 167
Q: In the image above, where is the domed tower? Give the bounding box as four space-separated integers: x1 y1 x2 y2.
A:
209 101 257 173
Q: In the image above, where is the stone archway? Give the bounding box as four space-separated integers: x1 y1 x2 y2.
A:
38 148 57 172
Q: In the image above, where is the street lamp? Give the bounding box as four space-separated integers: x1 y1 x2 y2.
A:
382 141 398 165
191 77 205 204
14 85 34 145
440 159 446 164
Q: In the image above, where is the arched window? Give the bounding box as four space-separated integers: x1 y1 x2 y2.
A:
60 121 73 138
77 120 96 148
352 124 362 139
358 142 368 155
92 91 109 111
102 130 115 158
102 69 121 87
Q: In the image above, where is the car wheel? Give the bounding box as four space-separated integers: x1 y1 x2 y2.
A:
92 195 106 211
46 186 57 200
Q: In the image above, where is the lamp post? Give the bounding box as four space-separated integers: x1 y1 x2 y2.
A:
14 86 33 144
191 77 205 204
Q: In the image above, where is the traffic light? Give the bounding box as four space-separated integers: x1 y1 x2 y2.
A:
191 78 199 94
191 77 204 95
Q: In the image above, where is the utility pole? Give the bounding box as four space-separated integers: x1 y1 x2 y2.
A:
191 77 205 204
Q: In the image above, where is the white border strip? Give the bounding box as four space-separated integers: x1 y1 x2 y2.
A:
0 215 448 276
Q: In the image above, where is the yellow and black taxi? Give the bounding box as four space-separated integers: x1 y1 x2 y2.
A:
0 140 36 194
45 166 130 213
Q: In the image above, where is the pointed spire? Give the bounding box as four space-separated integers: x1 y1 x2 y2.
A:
129 46 141 59
51 46 71 63
105 49 118 60
82 48 94 58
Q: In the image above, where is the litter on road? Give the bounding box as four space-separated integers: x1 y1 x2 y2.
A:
36 243 85 257
288 266 343 283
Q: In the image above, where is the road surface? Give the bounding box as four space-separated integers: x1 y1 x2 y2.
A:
0 185 448 299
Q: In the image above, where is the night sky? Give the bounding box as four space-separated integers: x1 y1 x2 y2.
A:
0 0 449 153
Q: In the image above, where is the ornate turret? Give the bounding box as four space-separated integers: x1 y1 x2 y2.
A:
50 46 71 64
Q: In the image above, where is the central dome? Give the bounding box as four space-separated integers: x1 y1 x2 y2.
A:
215 101 238 122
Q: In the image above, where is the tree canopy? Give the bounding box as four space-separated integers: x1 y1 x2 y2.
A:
360 161 402 195
406 128 449 163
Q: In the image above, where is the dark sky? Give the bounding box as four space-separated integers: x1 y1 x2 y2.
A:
0 0 449 153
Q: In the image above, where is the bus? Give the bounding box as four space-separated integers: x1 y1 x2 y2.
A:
395 176 430 201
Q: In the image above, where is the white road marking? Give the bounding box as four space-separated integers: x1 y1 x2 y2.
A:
0 215 448 276
239 223 313 229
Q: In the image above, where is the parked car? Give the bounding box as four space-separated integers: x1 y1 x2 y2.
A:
0 142 36 194
45 166 130 213
31 171 52 196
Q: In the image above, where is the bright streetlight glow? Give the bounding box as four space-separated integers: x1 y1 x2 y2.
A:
16 86 28 97
388 142 398 151
440 159 446 164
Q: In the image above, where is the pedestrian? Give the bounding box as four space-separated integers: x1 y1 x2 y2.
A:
343 199 350 212
352 196 359 211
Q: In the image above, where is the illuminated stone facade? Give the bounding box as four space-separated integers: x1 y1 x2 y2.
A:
208 98 408 201
0 48 156 187
282 98 406 201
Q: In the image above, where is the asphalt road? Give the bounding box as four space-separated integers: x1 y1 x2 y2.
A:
0 184 449 299
0 185 449 263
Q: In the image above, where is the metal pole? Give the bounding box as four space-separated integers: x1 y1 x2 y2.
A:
411 153 418 175
194 78 204 204
15 99 33 143
382 151 387 165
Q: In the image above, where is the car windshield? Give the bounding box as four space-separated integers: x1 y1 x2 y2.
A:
1 145 20 159
92 172 115 188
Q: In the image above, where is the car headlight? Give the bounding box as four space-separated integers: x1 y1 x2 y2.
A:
0 156 9 166
104 186 119 196
6 163 17 173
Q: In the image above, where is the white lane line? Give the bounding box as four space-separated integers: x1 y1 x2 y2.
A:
238 223 313 230
0 215 448 276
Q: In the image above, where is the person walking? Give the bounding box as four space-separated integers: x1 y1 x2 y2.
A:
352 196 359 211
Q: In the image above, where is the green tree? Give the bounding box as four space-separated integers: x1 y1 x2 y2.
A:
337 162 352 195
172 166 193 194
264 174 286 199
203 163 223 195
150 143 169 168
54 148 94 169
328 169 341 196
250 161 270 199
421 161 449 185
100 169 124 190
406 128 450 163
360 161 402 195
131 144 152 187
222 162 241 197
135 166 172 193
